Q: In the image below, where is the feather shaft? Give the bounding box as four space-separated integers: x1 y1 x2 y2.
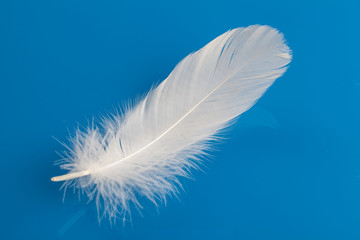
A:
51 170 90 181
51 71 237 182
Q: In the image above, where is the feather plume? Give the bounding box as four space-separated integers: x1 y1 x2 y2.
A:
52 25 292 222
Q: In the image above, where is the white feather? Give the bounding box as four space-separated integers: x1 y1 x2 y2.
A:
52 25 292 221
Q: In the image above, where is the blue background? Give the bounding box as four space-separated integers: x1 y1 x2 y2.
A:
1 0 360 239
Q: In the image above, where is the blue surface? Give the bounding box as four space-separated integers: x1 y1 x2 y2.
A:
1 0 360 239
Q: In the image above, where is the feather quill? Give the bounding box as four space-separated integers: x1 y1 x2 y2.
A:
52 25 292 221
